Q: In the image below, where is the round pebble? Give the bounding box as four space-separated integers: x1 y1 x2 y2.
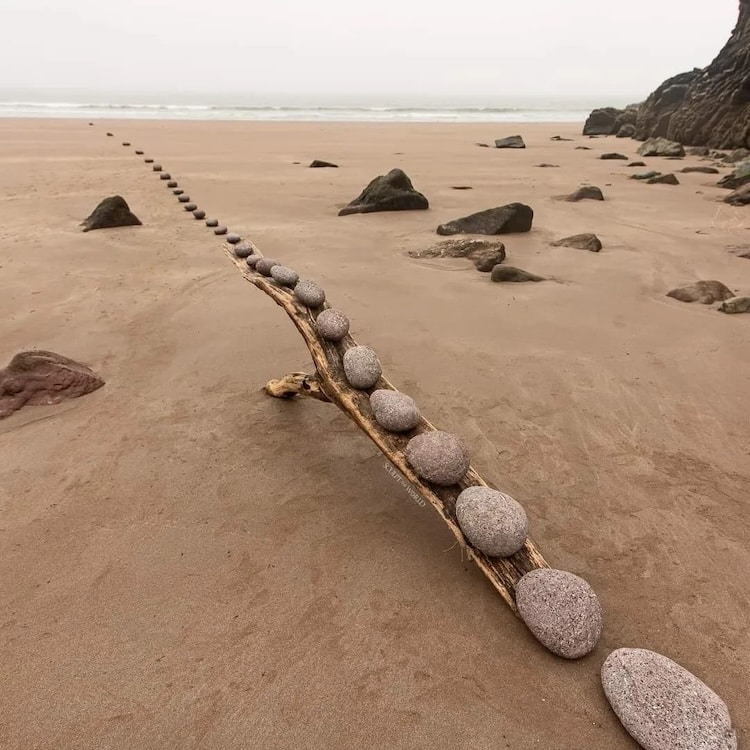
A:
184 203 197 211
233 241 254 259
173 189 184 196
370 389 421 432
342 346 382 389
315 309 350 342
193 210 206 220
159 173 171 180
246 255 261 268
178 195 190 203
206 218 219 227
152 164 162 171
270 265 299 287
405 431 470 486
293 279 326 308
145 158 154 163
601 649 737 750
255 258 280 276
226 233 242 244
167 180 177 188
455 486 528 557
515 568 602 659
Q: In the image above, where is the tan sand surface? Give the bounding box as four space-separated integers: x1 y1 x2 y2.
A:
1 119 749 749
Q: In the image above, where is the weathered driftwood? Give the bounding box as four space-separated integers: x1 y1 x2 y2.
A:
223 242 549 612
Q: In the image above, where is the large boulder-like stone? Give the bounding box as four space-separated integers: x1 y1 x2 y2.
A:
718 157 750 189
680 166 720 174
600 152 628 160
0 350 104 419
666 280 735 304
633 69 700 141
562 186 604 202
583 107 623 136
436 203 533 236
455 486 528 557
405 431 470 486
601 649 737 750
338 168 428 216
80 196 141 232
724 184 750 205
638 138 685 157
551 233 602 252
408 239 506 271
495 135 525 149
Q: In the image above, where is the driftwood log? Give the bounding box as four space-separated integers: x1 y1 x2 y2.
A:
223 242 549 613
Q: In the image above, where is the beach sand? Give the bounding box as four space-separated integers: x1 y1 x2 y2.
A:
1 119 749 749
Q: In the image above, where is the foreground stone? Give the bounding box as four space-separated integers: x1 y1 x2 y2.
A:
719 296 750 313
338 168 428 215
270 265 299 287
515 569 603 659
718 158 750 190
455 487 528 557
81 196 142 232
601 649 737 750
0 351 104 419
666 280 734 304
233 241 254 259
255 258 280 276
638 138 685 157
408 239 506 271
343 346 382 389
369 390 421 432
315 309 350 341
405 431 470 486
551 233 602 252
724 184 750 205
495 135 525 149
310 160 338 168
562 186 604 202
437 203 533 236
491 266 544 283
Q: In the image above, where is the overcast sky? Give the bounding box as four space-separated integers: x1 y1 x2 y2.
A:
0 0 739 102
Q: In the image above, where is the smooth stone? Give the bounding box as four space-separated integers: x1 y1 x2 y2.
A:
719 295 750 314
270 265 299 287
681 166 720 174
233 241 254 259
647 173 680 185
455 486 528 557
369 389 421 432
601 649 737 750
167 180 178 188
255 258 280 276
405 431 470 486
494 135 525 149
159 173 171 180
184 203 197 211
315 309 350 341
246 255 261 268
122 142 130 146
515 568 603 659
177 195 191 203
226 233 242 244
145 158 154 163
173 189 184 196
214 226 228 236
206 218 219 227
342 345 382 389
193 210 206 220
666 280 734 304
551 233 602 252
152 164 162 171
135 150 144 155
293 279 326 308
490 266 544 282
562 186 604 201
638 137 685 157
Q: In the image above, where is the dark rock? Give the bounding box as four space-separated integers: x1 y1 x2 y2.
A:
106 132 113 137
246 255 261 268
601 648 737 750
647 173 680 185
309 160 338 168
167 180 178 187
630 171 662 181
666 280 734 304
455 486 528 557
159 173 171 180
408 239 506 271
600 152 628 160
294 279 326 308
152 164 163 172
122 142 130 147
628 161 647 167
343 346 382 389
436 203 533 236
255 259 280 276
680 166 720 174
551 233 602 252
184 203 197 211
494 135 525 149
405 431 470 486
476 142 490 148
135 150 144 155
724 148 750 163
638 138 685 157
719 295 750 313
214 226 227 236
724 184 750 205
369 390 421 432
315 309 350 341
80 195 142 232
718 158 750 189
634 69 700 141
173 189 184 196
233 241 254 259
688 146 710 156
206 219 219 227
193 210 206 220
583 107 623 135
550 135 573 141
144 158 154 163
178 195 190 203
616 123 636 138
490 266 544 283
562 186 604 202
226 233 242 244
270 265 299 287
0 350 105 419
451 185 473 189
338 168 428 216
727 244 750 258
575 146 592 150
536 163 559 168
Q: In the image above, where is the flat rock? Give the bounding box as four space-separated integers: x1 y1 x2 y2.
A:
294 279 326 307
491 266 544 282
601 649 737 750
536 163 559 168
193 209 206 220
550 135 573 141
408 239 506 272
495 135 525 149
405 431 470 486
226 233 242 244
233 241 254 259
309 159 338 168
562 186 604 202
628 161 647 167
270 265 299 287
719 296 750 313
647 173 680 185
343 346 382 389
0 350 105 419
551 233 602 252
214 226 227 236
206 218 219 227
144 158 154 163
724 183 750 205
81 195 142 232
173 189 184 196
455 487 528 557
255 258 280 276
369 389 421 432
437 203 533 236
680 166 720 174
135 150 144 155
666 280 734 304
600 152 628 160
515 568 603 659
727 244 750 259
246 255 261 268
638 138 685 157
338 168 428 215
315 309 350 341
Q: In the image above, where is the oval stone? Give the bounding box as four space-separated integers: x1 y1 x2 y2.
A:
343 346 382 389
405 431 469 485
246 255 261 268
294 280 326 308
173 189 184 196
370 389 420 432
184 203 197 211
601 649 736 750
193 210 206 220
152 164 162 171
178 195 190 203
214 226 228 236
315 309 350 341
167 180 178 188
255 258 280 276
515 568 602 659
159 173 171 180
270 265 299 287
206 218 219 227
455 486 528 557
226 233 242 244
233 241 253 258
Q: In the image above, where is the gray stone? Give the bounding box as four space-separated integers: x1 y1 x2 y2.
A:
270 265 299 287
562 186 604 202
184 203 197 211
490 266 544 283
437 203 533 235
688 146 710 156
315 309 350 341
255 258 280 277
193 210 206 220
616 123 636 138
226 233 242 244
405 431 470 486
173 189 184 196
342 346 382 389
159 173 171 180
455 486 528 557
719 296 750 314
178 195 190 203
214 226 227 236
246 255 261 268
80 196 142 232
515 568 603 659
637 138 685 157
369 389 421 432
233 241 254 259
680 166 720 174
294 280 326 308
647 173 679 185
601 648 737 750
310 160 338 168
536 163 559 168
551 233 602 252
630 171 662 181
206 218 219 227
666 280 734 304
144 158 154 163
724 183 750 205
495 135 525 149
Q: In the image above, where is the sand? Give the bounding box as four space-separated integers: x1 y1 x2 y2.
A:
1 119 749 749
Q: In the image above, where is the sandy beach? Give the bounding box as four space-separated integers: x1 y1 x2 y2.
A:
1 119 749 749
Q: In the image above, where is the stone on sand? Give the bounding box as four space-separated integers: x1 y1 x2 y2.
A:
724 183 750 205
338 168 428 216
145 158 154 163
629 171 661 181
80 195 142 232
494 135 525 149
455 486 528 557
680 166 719 174
405 431 470 486
206 218 219 227
173 189 184 196
562 186 604 202
193 209 206 220
315 309 350 341
408 239 506 272
437 203 533 236
293 279 326 307
214 226 227 236
719 296 750 314
343 346 382 389
551 233 602 252
369 389 421 432
637 138 685 157
270 265 299 287
491 266 544 283
666 280 734 304
647 173 679 185
600 153 628 160
309 160 338 168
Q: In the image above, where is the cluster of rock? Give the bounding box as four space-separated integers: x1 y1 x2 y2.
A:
667 280 750 314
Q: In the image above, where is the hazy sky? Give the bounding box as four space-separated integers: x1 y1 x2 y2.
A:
0 0 739 101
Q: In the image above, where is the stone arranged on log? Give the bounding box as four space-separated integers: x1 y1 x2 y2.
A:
408 239 506 272
494 135 525 149
718 158 750 190
80 195 142 232
214 226 228 236
342 346 382 389
601 649 737 750
152 164 163 171
600 153 628 160
246 255 261 268
167 180 178 187
647 173 679 185
719 295 750 313
315 309 350 341
405 431 470 486
338 168 429 215
310 160 338 168
637 138 685 158
193 210 206 220
206 218 219 227
563 186 604 202
515 569 603 659
455 487 528 557
369 389 421 432
724 184 750 205
226 233 242 244
490 266 544 283
666 280 735 304
159 173 171 180
270 265 299 287
551 233 602 252
437 203 533 236
293 279 326 307
680 166 719 174
233 241 254 259
0 350 105 419
184 203 197 211
178 195 190 203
